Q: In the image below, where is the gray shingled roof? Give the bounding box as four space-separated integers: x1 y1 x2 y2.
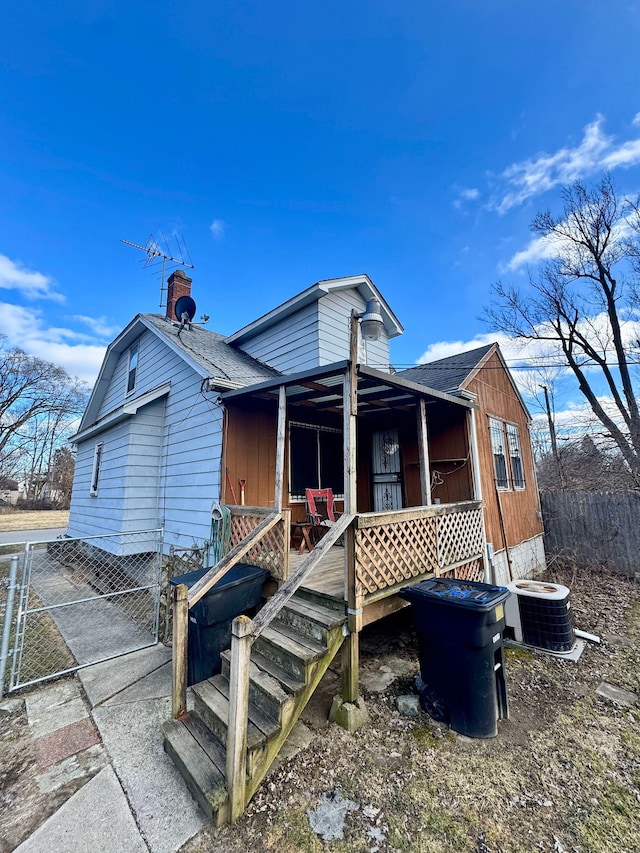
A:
142 313 281 386
399 343 496 393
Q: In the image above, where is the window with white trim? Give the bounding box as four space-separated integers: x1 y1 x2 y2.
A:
126 342 139 394
90 442 103 496
289 422 343 500
506 423 525 489
489 417 508 489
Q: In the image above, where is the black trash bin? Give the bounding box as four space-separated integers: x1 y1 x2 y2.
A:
170 563 269 685
400 577 510 738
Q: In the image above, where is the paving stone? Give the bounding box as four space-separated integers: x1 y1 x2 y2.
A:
595 682 638 707
36 744 108 794
16 766 147 853
360 656 416 693
26 680 88 739
34 717 101 772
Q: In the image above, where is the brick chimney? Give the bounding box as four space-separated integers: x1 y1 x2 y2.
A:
166 270 193 321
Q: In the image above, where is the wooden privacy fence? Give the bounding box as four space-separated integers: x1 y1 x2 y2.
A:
354 500 485 601
540 490 640 575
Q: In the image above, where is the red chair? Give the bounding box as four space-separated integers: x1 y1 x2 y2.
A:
305 488 341 533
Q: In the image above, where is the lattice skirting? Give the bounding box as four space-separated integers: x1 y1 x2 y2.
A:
355 506 485 596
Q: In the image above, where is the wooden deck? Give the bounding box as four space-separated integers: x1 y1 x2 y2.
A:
290 546 345 600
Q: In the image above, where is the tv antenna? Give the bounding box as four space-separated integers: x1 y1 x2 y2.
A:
120 233 194 308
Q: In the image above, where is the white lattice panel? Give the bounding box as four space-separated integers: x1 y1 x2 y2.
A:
436 507 484 567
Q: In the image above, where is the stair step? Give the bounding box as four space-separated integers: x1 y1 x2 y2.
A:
295 585 346 613
220 653 296 725
161 718 228 822
254 623 327 681
192 676 278 754
277 595 346 644
248 649 306 695
212 674 281 738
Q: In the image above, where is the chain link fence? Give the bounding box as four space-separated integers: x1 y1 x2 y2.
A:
1 529 163 693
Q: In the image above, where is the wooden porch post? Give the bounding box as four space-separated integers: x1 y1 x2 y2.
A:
274 385 287 511
468 408 483 502
342 314 360 704
227 615 252 822
171 583 188 720
417 398 432 506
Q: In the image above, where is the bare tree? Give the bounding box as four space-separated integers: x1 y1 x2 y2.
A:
0 336 88 491
485 175 640 484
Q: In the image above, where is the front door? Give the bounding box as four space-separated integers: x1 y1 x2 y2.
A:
372 428 403 511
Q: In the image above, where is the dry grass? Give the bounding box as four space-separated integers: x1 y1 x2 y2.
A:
0 510 69 532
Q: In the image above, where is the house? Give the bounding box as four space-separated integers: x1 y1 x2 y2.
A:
400 344 545 585
67 270 544 823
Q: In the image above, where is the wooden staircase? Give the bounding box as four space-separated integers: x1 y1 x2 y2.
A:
161 590 346 825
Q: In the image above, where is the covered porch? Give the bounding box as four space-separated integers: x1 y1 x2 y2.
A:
167 361 488 823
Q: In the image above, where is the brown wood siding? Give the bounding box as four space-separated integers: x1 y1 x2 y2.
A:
427 405 474 505
465 351 543 550
223 401 278 510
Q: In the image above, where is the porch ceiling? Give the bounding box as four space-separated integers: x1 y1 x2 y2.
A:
221 362 474 417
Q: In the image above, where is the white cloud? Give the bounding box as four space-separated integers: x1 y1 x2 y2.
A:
504 200 638 272
209 219 226 240
73 315 120 338
453 187 480 209
493 115 640 214
502 234 557 272
0 254 64 301
0 303 105 385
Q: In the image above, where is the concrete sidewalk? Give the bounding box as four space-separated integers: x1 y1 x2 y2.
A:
13 645 208 853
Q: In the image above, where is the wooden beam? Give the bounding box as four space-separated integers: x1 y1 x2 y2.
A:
417 398 432 506
188 513 281 606
171 583 188 720
274 385 287 510
226 615 252 822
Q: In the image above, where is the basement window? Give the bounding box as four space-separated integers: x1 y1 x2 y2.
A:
90 442 103 496
289 422 343 500
126 341 139 394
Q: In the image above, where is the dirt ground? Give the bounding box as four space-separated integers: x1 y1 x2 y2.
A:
182 563 640 853
1 563 638 852
0 510 69 533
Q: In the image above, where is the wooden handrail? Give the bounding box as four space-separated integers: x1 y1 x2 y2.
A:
187 512 282 607
249 513 354 640
356 499 482 528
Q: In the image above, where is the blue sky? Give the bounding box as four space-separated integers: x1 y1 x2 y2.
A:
2 1 640 429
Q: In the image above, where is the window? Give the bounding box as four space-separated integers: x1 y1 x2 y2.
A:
489 418 508 489
126 342 139 393
506 423 525 489
289 423 343 499
90 442 103 496
489 417 525 490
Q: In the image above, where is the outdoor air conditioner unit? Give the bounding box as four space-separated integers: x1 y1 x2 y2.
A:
504 580 575 652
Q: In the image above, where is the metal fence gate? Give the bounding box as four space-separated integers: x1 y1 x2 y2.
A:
1 529 163 693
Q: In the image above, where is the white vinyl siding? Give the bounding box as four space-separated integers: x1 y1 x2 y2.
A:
236 287 391 372
236 302 320 372
318 290 391 369
69 343 224 551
